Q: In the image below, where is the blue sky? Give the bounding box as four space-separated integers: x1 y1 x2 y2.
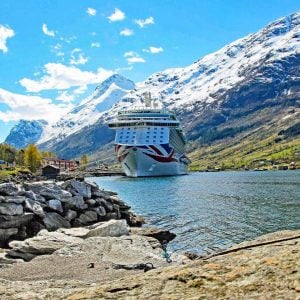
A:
0 0 299 142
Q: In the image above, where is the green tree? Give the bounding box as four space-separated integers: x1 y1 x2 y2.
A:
24 144 41 172
80 154 88 171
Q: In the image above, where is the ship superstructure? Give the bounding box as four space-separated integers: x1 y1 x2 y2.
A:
108 95 190 177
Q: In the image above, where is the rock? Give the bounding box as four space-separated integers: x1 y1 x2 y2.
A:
123 211 145 227
0 228 18 244
7 229 83 261
24 198 45 218
95 198 113 212
86 199 96 207
0 203 23 215
92 206 106 217
42 212 71 231
57 227 90 238
65 209 77 222
47 199 63 213
0 251 24 265
26 221 45 236
18 190 46 203
86 219 129 238
24 182 72 201
0 182 18 196
113 204 121 219
0 196 27 204
78 211 98 225
106 212 118 220
130 227 176 244
69 180 92 199
66 195 88 211
0 213 34 229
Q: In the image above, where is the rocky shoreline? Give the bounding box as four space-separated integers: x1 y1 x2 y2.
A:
0 179 143 249
0 180 299 299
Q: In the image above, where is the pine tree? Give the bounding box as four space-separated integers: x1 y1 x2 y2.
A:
24 144 41 172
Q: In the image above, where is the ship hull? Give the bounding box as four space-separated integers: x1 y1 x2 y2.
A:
116 144 188 177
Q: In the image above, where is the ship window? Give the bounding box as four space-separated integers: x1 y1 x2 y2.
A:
146 140 149 142
153 136 156 138
160 140 163 143
154 128 157 131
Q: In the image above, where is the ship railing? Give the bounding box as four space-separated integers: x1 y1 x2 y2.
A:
117 108 174 115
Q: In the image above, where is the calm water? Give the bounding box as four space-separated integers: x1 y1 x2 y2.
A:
88 171 300 255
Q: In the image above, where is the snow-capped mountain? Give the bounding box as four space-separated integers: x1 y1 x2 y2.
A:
5 13 300 158
5 120 47 149
39 74 135 147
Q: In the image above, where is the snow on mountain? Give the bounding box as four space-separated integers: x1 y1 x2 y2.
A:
110 12 299 116
4 13 299 157
39 74 135 146
5 120 48 149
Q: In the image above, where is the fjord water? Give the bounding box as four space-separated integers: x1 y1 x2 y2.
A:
89 171 300 255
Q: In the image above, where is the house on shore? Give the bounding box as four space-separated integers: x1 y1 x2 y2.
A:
42 158 79 171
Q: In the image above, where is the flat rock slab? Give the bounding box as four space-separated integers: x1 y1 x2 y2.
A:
1 230 298 299
7 229 83 261
86 219 129 238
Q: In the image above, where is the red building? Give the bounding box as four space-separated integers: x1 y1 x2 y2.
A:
42 158 79 171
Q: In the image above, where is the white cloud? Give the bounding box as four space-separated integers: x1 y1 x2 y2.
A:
0 88 70 123
56 91 74 103
20 63 114 92
87 7 96 16
74 85 88 94
0 24 15 53
120 28 134 36
135 16 154 28
51 43 64 58
70 48 88 65
108 8 125 22
91 42 100 48
123 51 146 64
42 23 55 37
115 66 133 72
143 46 164 54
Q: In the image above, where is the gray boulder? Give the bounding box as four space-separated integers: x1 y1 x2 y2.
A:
66 195 87 211
92 206 106 217
24 182 72 201
95 198 113 212
68 180 92 199
43 212 71 231
86 219 129 238
48 199 63 213
0 196 27 204
7 229 82 261
0 183 18 196
0 203 23 215
18 190 46 203
0 213 34 229
24 198 45 218
0 228 18 244
78 211 98 225
65 209 77 222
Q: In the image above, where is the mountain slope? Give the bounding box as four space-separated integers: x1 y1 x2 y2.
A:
4 13 300 163
5 120 47 149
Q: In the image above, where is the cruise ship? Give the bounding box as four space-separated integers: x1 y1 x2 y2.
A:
108 95 190 177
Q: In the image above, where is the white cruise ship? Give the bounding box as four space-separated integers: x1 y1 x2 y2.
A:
108 96 190 177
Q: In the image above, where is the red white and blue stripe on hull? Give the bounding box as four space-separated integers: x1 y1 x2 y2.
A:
115 143 189 177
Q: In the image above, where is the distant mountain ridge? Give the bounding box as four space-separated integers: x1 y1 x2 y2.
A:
5 120 47 149
4 13 300 162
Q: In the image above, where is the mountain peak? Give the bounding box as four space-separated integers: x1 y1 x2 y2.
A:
94 74 135 95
